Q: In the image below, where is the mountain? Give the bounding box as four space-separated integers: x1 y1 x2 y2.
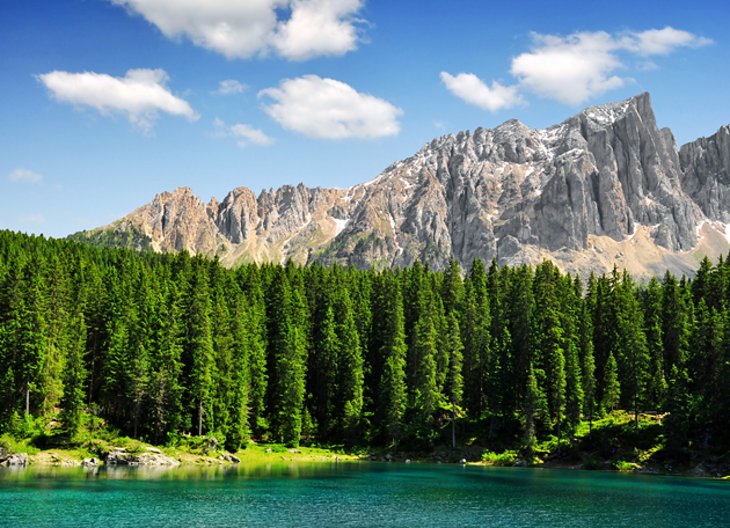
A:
73 93 730 278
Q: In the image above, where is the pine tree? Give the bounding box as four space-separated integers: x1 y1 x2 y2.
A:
523 361 548 456
266 267 308 446
614 271 648 428
61 309 87 437
578 300 596 433
240 267 268 438
642 277 667 409
335 289 364 445
661 272 691 376
444 312 464 448
376 273 407 446
462 258 491 419
564 340 583 434
532 262 566 437
602 351 620 413
184 262 215 437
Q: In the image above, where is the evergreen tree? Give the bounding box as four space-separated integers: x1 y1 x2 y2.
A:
602 351 620 413
444 311 464 448
61 309 87 437
375 273 407 446
335 289 364 444
266 268 308 446
614 271 648 428
661 272 691 376
183 262 215 436
462 258 491 418
642 277 667 409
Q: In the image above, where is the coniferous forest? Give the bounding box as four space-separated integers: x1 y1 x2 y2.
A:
1 230 729 460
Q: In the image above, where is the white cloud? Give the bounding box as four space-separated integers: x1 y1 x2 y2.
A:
273 0 363 60
511 31 625 105
440 72 522 111
38 69 198 132
8 168 43 184
214 118 274 147
259 75 402 139
213 79 247 95
619 27 712 56
112 0 364 60
509 28 711 105
444 27 711 108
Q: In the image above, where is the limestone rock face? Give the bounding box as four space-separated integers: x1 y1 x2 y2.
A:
679 125 730 222
75 93 730 278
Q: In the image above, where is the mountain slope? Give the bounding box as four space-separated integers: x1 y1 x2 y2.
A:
73 93 730 278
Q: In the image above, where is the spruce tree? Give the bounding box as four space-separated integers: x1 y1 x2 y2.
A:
602 352 620 413
61 309 87 437
444 312 464 448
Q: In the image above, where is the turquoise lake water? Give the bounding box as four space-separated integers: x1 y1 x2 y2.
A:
1 463 729 527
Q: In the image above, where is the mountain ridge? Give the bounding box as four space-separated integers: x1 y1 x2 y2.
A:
72 93 730 278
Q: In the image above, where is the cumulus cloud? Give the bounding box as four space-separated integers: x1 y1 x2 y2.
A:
38 69 198 132
112 0 364 60
619 27 713 56
510 27 711 105
444 26 711 108
440 72 522 111
214 118 274 147
259 75 402 139
511 31 624 105
8 168 43 184
272 0 363 60
213 79 247 95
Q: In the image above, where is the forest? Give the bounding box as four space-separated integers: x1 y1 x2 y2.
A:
0 230 728 460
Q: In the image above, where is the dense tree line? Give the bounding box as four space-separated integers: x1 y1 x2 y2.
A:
0 230 728 455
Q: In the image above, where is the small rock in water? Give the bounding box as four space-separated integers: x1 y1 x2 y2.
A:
405 459 411 464
460 458 467 465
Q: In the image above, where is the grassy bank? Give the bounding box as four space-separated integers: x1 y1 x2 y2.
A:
0 414 358 468
2 411 727 477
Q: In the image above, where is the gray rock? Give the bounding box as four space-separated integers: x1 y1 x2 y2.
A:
3 453 28 466
76 92 729 279
680 125 730 222
221 453 241 464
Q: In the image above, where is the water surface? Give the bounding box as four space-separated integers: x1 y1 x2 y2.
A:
1 462 728 527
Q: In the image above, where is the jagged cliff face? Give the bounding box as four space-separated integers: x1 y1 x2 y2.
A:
680 125 730 222
75 93 730 278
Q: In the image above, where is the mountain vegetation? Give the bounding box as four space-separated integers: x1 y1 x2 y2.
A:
1 230 729 468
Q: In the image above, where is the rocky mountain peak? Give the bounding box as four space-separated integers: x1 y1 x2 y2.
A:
75 93 730 279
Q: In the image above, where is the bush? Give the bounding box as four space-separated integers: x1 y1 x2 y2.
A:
614 460 641 472
481 449 519 466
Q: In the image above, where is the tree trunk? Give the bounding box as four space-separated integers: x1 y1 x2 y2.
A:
25 378 30 416
451 407 456 448
198 399 203 436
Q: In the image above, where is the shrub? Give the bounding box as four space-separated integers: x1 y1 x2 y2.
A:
481 449 519 466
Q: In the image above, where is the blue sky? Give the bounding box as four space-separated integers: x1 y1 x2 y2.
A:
2 0 728 238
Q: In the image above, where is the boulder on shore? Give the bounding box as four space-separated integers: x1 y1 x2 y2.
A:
105 447 179 467
1 453 28 467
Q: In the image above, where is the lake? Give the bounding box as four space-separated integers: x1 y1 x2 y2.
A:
1 462 729 527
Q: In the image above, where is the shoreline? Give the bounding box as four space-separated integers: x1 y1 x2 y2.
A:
2 447 729 481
